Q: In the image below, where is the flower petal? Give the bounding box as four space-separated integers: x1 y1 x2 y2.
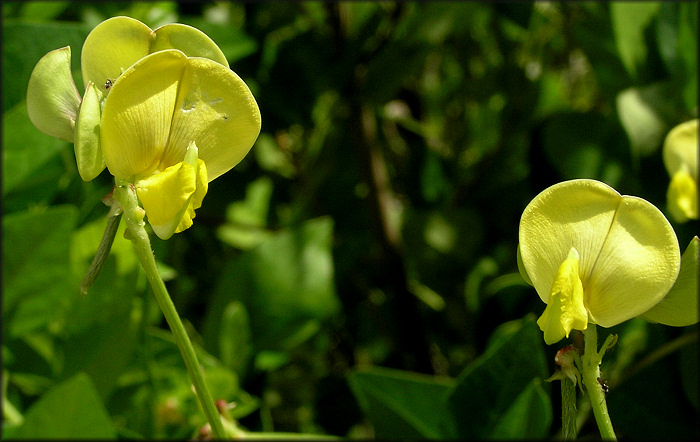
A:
160 57 261 181
583 194 680 327
663 119 698 180
520 179 681 328
101 50 188 179
537 247 588 345
151 23 229 68
175 158 208 234
642 236 699 326
519 179 621 305
136 161 197 240
81 16 153 93
73 81 106 181
26 46 81 142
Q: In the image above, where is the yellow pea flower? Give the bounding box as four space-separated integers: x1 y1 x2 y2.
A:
518 179 684 345
662 119 698 223
27 16 231 181
27 17 261 240
100 49 260 239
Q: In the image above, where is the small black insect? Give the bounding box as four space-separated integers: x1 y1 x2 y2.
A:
597 377 609 396
104 79 113 90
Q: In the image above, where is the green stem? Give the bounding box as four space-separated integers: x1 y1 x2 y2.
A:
581 325 617 440
114 178 226 439
561 377 578 440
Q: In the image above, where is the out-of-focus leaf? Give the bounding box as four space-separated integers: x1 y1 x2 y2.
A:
677 2 698 111
2 103 69 206
12 373 116 439
489 378 552 439
348 366 457 439
18 1 70 21
2 20 89 112
606 325 699 440
540 112 627 184
218 301 253 379
361 42 431 104
2 205 78 338
59 291 138 399
678 333 699 411
616 84 672 159
217 176 274 250
204 217 340 354
446 315 549 439
610 2 660 79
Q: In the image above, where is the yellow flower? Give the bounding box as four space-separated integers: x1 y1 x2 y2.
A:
27 17 261 240
101 48 260 239
518 179 684 345
663 119 698 223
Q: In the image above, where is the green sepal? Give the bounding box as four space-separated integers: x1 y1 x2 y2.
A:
74 81 106 181
26 46 81 142
642 236 699 326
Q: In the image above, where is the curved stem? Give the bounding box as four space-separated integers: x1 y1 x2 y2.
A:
581 325 617 440
114 178 225 439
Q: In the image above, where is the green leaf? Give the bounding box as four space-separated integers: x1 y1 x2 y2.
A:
218 301 253 378
540 112 626 183
616 83 678 159
59 287 138 399
217 176 274 250
2 102 69 202
642 236 699 326
610 2 660 79
347 366 457 439
489 378 553 439
204 217 340 353
446 315 550 439
13 372 116 439
2 205 78 338
2 20 90 112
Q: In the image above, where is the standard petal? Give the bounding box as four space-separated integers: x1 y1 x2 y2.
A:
81 16 154 93
101 50 187 179
26 46 81 142
135 161 197 240
585 194 680 327
151 23 229 67
642 236 699 326
74 81 106 181
160 57 261 181
519 179 621 305
663 119 698 180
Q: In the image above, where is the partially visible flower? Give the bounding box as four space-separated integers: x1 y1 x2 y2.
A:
518 179 686 345
27 17 261 239
663 119 698 223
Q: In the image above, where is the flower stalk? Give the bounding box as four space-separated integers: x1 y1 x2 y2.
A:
113 177 226 439
581 325 617 440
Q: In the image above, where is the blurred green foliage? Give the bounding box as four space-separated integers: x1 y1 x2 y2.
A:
2 1 698 439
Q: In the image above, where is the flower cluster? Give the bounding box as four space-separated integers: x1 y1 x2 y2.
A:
27 16 261 239
518 179 698 345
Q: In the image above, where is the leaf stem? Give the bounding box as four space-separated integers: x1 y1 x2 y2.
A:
581 325 617 440
114 178 225 439
560 377 578 440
